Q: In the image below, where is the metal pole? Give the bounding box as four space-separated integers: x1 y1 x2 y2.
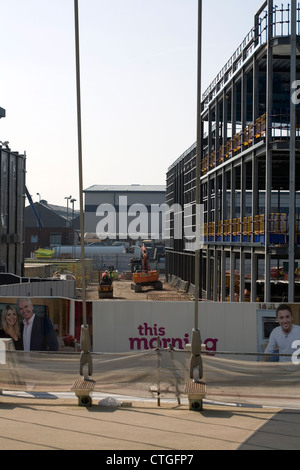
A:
74 0 92 377
264 0 273 303
194 0 202 327
289 0 296 302
190 0 203 383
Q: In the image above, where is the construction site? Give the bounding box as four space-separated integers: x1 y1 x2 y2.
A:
1 0 300 452
23 253 191 302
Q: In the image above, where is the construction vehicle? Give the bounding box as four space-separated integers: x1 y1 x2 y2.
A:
130 257 143 274
131 270 163 293
130 250 163 293
142 239 155 260
98 265 114 299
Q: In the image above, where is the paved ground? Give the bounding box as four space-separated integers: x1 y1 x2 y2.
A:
239 409 300 450
2 279 300 451
1 393 299 451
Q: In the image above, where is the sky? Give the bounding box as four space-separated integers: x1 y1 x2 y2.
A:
0 0 265 208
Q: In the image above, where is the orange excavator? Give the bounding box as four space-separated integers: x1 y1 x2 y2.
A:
131 244 163 293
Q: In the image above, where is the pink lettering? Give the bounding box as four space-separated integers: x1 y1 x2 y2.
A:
158 326 165 336
204 338 218 356
149 337 160 349
161 337 171 348
129 337 148 350
130 324 218 353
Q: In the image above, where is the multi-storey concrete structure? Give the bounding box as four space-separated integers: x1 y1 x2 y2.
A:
166 0 300 303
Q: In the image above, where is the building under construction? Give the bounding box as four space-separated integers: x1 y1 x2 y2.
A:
166 0 300 303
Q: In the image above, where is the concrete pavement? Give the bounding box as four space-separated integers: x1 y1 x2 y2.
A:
0 393 299 450
239 409 300 450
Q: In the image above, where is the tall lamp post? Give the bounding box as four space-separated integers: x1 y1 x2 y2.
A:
74 0 92 379
71 198 77 231
64 195 72 227
190 0 203 387
36 193 41 245
71 198 77 256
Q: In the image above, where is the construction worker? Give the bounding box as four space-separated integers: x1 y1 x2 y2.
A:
142 244 150 272
101 271 112 286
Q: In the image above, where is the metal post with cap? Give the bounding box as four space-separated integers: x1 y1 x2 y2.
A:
73 0 93 399
186 0 206 411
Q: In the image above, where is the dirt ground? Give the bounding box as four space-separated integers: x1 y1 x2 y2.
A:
83 277 193 301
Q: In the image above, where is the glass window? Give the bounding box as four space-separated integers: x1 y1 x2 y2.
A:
50 233 62 245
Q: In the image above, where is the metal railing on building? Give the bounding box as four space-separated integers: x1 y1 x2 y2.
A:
203 213 288 245
201 114 267 175
201 110 300 176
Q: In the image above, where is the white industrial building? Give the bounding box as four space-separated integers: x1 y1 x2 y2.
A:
84 184 166 242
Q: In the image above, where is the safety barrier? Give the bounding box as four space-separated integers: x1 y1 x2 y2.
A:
201 114 266 175
203 213 287 244
201 109 300 176
2 347 300 409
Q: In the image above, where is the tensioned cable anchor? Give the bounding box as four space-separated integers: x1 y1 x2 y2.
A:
189 328 203 382
79 325 93 378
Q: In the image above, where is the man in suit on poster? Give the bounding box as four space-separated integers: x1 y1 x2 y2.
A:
17 298 58 352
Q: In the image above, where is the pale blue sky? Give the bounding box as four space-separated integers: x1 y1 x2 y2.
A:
0 0 264 207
